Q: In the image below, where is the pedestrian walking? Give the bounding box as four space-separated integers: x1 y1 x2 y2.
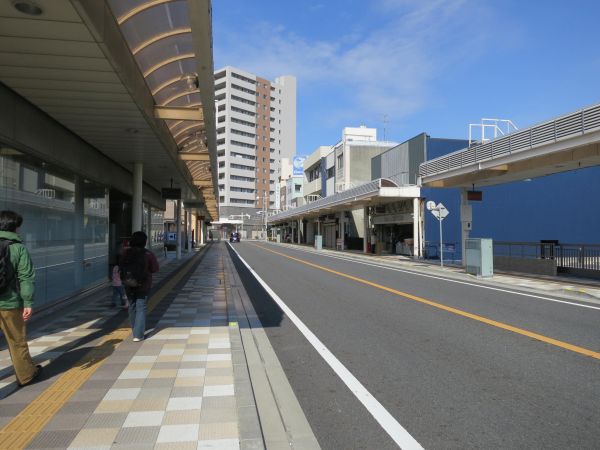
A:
110 264 129 309
119 231 159 342
0 210 42 386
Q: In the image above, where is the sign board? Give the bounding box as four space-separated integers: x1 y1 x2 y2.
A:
467 190 483 201
372 213 414 225
293 156 306 175
275 186 281 210
161 188 181 199
430 202 449 221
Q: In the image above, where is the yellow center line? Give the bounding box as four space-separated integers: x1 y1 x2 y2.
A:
249 243 600 361
0 247 208 449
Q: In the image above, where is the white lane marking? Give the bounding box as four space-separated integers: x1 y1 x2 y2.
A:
228 243 423 450
267 243 600 312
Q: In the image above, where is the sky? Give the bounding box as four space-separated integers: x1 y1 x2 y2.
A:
212 0 600 156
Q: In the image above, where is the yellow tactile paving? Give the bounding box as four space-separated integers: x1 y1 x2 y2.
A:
0 250 205 450
0 326 131 449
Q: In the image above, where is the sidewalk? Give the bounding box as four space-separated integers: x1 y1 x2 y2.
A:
0 249 197 399
272 242 600 305
0 243 318 450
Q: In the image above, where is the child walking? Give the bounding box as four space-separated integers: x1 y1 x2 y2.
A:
111 264 129 308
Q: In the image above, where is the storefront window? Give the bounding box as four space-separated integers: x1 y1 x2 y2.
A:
0 147 109 308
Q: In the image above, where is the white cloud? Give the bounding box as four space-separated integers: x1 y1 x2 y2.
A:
214 0 495 126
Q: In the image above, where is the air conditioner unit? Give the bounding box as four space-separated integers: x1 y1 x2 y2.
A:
465 238 493 277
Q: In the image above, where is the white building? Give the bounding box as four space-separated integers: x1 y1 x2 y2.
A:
303 146 332 203
214 66 296 222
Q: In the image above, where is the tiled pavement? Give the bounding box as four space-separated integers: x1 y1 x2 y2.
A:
0 244 266 449
0 251 193 398
58 249 245 449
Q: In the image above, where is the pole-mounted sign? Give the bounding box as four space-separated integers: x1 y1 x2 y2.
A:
427 201 449 266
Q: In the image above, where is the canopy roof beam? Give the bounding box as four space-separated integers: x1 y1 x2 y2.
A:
180 152 210 161
154 106 203 121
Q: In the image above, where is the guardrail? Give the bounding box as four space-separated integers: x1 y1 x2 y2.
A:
419 103 600 177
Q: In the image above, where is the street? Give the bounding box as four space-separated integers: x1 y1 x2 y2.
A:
228 242 600 450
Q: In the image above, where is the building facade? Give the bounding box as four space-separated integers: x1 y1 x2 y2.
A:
303 146 332 203
274 126 397 248
214 66 296 227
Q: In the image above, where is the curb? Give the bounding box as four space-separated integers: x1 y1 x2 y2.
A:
560 286 600 302
269 242 600 306
224 243 321 450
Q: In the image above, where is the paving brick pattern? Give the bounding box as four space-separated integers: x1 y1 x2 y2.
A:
15 247 244 449
0 255 184 397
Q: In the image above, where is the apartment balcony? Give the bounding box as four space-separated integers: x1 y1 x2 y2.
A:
303 178 321 197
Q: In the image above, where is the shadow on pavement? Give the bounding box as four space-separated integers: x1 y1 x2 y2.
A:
226 243 283 328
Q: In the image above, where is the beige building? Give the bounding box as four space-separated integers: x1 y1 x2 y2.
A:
214 67 296 222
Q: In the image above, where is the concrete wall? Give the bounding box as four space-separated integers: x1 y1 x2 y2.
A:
276 75 297 161
494 256 557 276
349 144 394 184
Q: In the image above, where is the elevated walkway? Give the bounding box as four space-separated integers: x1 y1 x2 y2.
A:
419 103 600 187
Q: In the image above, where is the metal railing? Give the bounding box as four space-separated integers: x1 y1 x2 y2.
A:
419 102 600 177
493 241 600 272
557 244 600 271
493 241 550 259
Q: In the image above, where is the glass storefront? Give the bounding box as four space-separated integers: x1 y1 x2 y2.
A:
150 207 165 252
0 146 109 309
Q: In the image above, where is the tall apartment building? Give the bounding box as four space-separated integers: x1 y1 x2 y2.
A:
214 66 296 222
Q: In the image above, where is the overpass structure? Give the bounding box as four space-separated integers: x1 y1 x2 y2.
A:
419 102 600 188
419 102 600 264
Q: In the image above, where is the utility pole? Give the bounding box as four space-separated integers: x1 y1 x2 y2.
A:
257 192 268 240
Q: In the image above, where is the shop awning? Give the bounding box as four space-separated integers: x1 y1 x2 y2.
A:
269 179 420 224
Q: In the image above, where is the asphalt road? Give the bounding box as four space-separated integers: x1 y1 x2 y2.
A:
228 242 600 450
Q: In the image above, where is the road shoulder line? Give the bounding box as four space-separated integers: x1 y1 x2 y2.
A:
228 243 424 450
225 244 320 450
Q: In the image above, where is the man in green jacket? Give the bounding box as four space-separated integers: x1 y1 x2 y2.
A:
0 210 42 386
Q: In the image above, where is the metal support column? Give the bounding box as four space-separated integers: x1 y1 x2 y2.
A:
176 200 182 260
460 188 472 267
363 207 369 253
297 219 302 244
413 198 420 258
73 176 84 289
132 162 143 232
187 210 192 251
199 218 204 245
